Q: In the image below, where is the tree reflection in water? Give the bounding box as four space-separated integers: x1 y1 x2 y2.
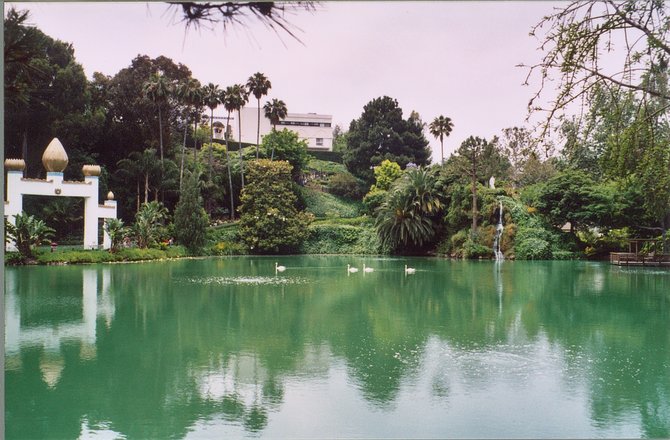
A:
5 258 670 439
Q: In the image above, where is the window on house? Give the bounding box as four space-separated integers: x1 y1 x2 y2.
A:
316 138 324 146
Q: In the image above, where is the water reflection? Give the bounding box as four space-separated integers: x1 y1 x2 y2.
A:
6 268 115 387
5 259 670 439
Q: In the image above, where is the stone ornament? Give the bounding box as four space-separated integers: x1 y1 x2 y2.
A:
4 159 26 171
82 165 102 176
42 138 69 172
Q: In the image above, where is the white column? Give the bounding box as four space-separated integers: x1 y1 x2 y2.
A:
101 200 117 250
5 170 24 251
83 175 100 249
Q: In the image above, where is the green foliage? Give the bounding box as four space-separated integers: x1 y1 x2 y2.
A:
309 150 343 163
260 129 309 181
4 252 25 265
205 222 246 255
515 237 552 260
362 188 387 215
306 158 349 175
331 124 348 154
579 227 629 258
300 223 384 255
104 218 127 253
301 186 363 218
327 172 364 199
371 159 402 191
239 160 313 253
344 96 432 183
375 167 443 252
463 239 494 259
455 135 511 184
5 7 104 177
133 201 168 249
23 196 83 243
5 212 55 260
174 170 210 253
534 170 592 230
30 246 187 265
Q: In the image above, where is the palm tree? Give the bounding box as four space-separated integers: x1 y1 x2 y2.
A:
429 115 454 164
202 82 224 179
142 72 173 163
222 86 237 220
175 78 202 189
375 167 443 251
263 99 288 159
117 149 161 209
246 72 272 158
191 85 205 161
225 84 249 188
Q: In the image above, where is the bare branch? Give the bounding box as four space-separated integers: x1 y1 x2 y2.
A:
523 0 670 139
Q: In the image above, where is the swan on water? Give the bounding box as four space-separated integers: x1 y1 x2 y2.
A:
363 264 374 273
347 264 359 274
275 262 286 273
404 265 416 275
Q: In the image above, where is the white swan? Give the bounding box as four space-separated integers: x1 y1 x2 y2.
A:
347 264 359 274
275 262 286 274
363 264 374 273
404 264 416 275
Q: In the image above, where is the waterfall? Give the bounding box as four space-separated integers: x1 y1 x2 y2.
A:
493 200 504 261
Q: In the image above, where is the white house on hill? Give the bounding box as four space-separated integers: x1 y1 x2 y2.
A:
212 108 333 151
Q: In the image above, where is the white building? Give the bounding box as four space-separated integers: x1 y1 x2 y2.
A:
212 107 333 151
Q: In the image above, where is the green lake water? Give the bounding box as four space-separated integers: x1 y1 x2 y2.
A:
5 257 670 439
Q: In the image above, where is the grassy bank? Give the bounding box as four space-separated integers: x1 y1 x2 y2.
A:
6 246 189 265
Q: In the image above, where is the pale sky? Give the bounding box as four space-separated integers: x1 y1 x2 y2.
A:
7 1 560 162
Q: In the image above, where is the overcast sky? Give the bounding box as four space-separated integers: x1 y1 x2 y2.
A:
8 1 560 161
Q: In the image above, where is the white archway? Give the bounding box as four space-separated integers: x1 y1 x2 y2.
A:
4 138 117 250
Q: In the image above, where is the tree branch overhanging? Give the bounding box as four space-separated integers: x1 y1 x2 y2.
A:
170 2 317 43
522 0 670 138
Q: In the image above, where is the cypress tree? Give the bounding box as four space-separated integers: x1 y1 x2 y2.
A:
174 170 209 253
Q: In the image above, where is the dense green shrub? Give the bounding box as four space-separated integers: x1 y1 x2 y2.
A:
206 223 246 255
260 129 309 182
239 160 313 253
5 252 25 265
362 188 386 215
327 172 365 199
308 150 343 163
438 229 469 257
463 239 494 259
300 223 383 254
371 159 402 191
515 237 552 260
552 250 578 260
5 212 55 260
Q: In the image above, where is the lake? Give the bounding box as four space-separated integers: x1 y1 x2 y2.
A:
5 257 670 438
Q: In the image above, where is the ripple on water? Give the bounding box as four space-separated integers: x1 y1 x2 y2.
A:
180 276 310 286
